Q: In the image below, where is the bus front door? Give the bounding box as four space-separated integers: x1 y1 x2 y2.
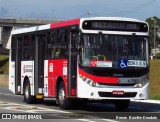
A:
34 35 45 96
15 38 22 94
68 31 79 97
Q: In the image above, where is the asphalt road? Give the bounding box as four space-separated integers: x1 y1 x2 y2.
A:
0 87 160 122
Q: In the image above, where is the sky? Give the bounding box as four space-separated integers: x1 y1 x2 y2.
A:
0 0 159 21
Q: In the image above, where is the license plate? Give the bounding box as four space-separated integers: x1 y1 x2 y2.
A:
112 90 124 95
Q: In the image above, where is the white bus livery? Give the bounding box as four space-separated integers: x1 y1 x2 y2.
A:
9 17 149 110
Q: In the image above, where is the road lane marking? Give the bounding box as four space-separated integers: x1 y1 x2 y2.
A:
0 101 71 113
101 119 119 122
25 108 71 113
35 106 70 113
0 102 25 106
3 106 33 113
0 93 22 97
0 101 8 104
77 119 97 122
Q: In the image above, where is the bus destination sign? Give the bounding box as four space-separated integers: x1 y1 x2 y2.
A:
82 20 148 32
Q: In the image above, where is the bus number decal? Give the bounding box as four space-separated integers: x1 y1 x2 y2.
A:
119 59 146 68
128 60 146 67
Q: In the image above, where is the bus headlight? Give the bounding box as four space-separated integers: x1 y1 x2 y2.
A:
134 80 148 88
82 77 100 87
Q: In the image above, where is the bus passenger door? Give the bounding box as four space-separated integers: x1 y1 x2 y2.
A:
68 30 79 97
34 35 45 95
15 38 22 94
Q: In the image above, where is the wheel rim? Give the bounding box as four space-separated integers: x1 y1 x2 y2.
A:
58 88 65 105
25 85 29 99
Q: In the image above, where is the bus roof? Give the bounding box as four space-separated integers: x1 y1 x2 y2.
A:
80 17 146 23
11 17 147 35
11 19 80 35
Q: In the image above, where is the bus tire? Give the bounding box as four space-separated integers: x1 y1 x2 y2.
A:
57 82 71 109
115 100 130 111
24 81 35 104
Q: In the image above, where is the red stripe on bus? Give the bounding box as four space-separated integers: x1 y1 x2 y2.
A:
50 19 80 28
79 68 118 84
48 60 54 97
48 59 68 97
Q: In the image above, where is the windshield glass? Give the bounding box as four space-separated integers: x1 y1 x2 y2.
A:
80 34 148 69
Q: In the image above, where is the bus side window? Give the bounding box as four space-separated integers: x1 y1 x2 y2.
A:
46 30 68 59
23 48 29 59
55 46 60 58
59 31 66 43
57 30 67 58
47 32 56 59
22 35 34 60
11 37 16 61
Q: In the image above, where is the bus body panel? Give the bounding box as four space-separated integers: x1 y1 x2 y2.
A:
50 19 80 29
9 60 15 93
77 78 149 100
77 69 149 99
44 59 68 97
21 61 34 95
11 24 51 35
44 60 49 97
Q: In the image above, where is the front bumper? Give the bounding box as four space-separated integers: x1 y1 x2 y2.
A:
77 78 149 100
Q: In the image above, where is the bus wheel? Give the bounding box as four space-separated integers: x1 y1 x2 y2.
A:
114 100 130 111
58 82 71 109
24 81 35 104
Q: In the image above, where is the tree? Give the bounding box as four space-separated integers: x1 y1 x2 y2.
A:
146 16 160 52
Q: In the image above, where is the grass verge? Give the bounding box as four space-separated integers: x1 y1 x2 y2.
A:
149 60 160 100
0 54 9 61
0 61 9 74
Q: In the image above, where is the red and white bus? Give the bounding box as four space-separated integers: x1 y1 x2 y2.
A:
9 17 149 110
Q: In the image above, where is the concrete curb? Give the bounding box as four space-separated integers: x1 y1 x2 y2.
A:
0 75 8 87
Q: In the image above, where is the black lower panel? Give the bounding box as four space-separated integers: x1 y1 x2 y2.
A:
98 92 137 98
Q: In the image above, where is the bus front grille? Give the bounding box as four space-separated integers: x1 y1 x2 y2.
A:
98 92 137 98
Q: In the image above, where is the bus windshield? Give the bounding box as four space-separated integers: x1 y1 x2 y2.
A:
80 34 148 69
